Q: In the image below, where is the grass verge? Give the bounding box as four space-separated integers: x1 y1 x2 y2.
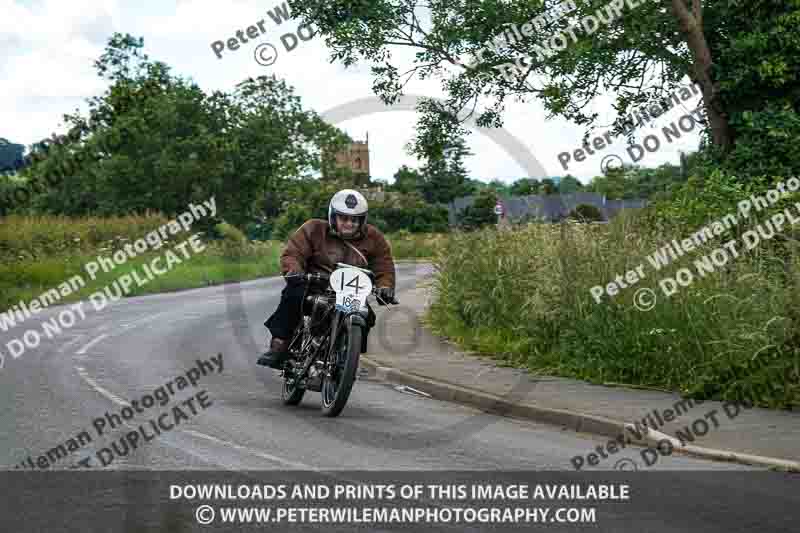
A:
0 241 282 311
427 215 800 410
1 217 448 312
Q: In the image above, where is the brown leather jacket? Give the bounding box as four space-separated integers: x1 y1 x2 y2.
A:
280 219 396 289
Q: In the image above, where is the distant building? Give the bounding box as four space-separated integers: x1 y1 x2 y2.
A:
326 134 371 186
0 138 26 173
359 183 407 204
448 192 647 225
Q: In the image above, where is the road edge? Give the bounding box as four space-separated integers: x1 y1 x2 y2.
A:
360 358 800 472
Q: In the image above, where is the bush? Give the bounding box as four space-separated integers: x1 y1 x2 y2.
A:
269 190 451 237
428 173 800 409
456 190 497 230
209 221 248 258
715 105 800 181
369 203 450 233
244 220 274 241
387 231 447 259
568 203 604 222
271 205 313 240
0 213 169 264
214 222 247 243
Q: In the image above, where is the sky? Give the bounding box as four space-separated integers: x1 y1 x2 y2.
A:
0 0 704 185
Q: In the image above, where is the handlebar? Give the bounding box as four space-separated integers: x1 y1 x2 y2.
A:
284 272 399 305
285 272 329 283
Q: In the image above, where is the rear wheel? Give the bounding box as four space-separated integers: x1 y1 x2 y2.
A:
320 324 361 417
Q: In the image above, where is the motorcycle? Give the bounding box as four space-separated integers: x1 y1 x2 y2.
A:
280 262 399 417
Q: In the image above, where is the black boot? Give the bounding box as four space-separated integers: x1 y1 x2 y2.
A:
257 337 290 369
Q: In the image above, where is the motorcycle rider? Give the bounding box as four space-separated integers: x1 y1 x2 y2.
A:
258 189 397 369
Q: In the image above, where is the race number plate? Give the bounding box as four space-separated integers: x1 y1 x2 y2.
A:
330 267 373 312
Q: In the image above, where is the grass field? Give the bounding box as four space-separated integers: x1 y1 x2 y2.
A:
426 218 800 409
0 213 447 311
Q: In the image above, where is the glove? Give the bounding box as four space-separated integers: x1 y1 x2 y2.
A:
284 271 305 286
375 287 395 305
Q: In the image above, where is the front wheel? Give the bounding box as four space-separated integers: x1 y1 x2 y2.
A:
282 369 306 405
320 324 361 417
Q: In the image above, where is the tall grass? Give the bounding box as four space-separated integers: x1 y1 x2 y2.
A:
386 231 447 259
0 213 284 309
0 213 448 312
0 240 283 310
429 214 800 409
0 213 170 263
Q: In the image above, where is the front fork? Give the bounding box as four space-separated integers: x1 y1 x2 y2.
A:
325 309 368 374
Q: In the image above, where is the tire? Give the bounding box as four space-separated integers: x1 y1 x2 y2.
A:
282 333 306 405
320 324 361 417
282 372 305 405
281 326 306 405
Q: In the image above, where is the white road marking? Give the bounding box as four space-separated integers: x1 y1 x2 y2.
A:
181 429 320 471
76 334 108 355
58 334 87 353
125 311 166 328
71 350 316 471
72 368 326 473
79 312 167 351
394 384 432 398
74 366 130 406
71 365 232 470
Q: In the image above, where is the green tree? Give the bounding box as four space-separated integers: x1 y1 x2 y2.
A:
370 197 450 233
540 178 557 195
509 177 540 196
568 203 604 222
390 165 425 194
22 33 348 227
464 177 488 194
558 175 583 194
457 189 498 230
271 204 313 240
414 126 473 204
289 0 800 178
485 178 511 196
584 161 691 200
586 172 629 200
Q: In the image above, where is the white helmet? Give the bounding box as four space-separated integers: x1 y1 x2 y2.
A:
328 189 368 240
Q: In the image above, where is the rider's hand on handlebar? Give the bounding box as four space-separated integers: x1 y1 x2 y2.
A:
375 286 398 306
284 271 306 286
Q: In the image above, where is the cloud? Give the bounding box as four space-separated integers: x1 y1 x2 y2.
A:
1 0 701 182
1 1 120 144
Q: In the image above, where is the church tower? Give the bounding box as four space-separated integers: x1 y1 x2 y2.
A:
329 133 371 186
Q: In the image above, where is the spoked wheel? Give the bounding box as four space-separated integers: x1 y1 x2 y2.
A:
281 354 306 405
320 325 361 417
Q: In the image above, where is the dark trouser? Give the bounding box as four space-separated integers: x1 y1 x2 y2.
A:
264 283 376 352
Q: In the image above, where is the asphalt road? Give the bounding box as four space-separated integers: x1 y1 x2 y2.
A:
1 263 796 532
0 262 744 471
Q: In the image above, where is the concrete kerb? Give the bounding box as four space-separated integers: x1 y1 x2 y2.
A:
362 356 800 472
360 286 800 473
359 356 627 436
638 426 800 473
